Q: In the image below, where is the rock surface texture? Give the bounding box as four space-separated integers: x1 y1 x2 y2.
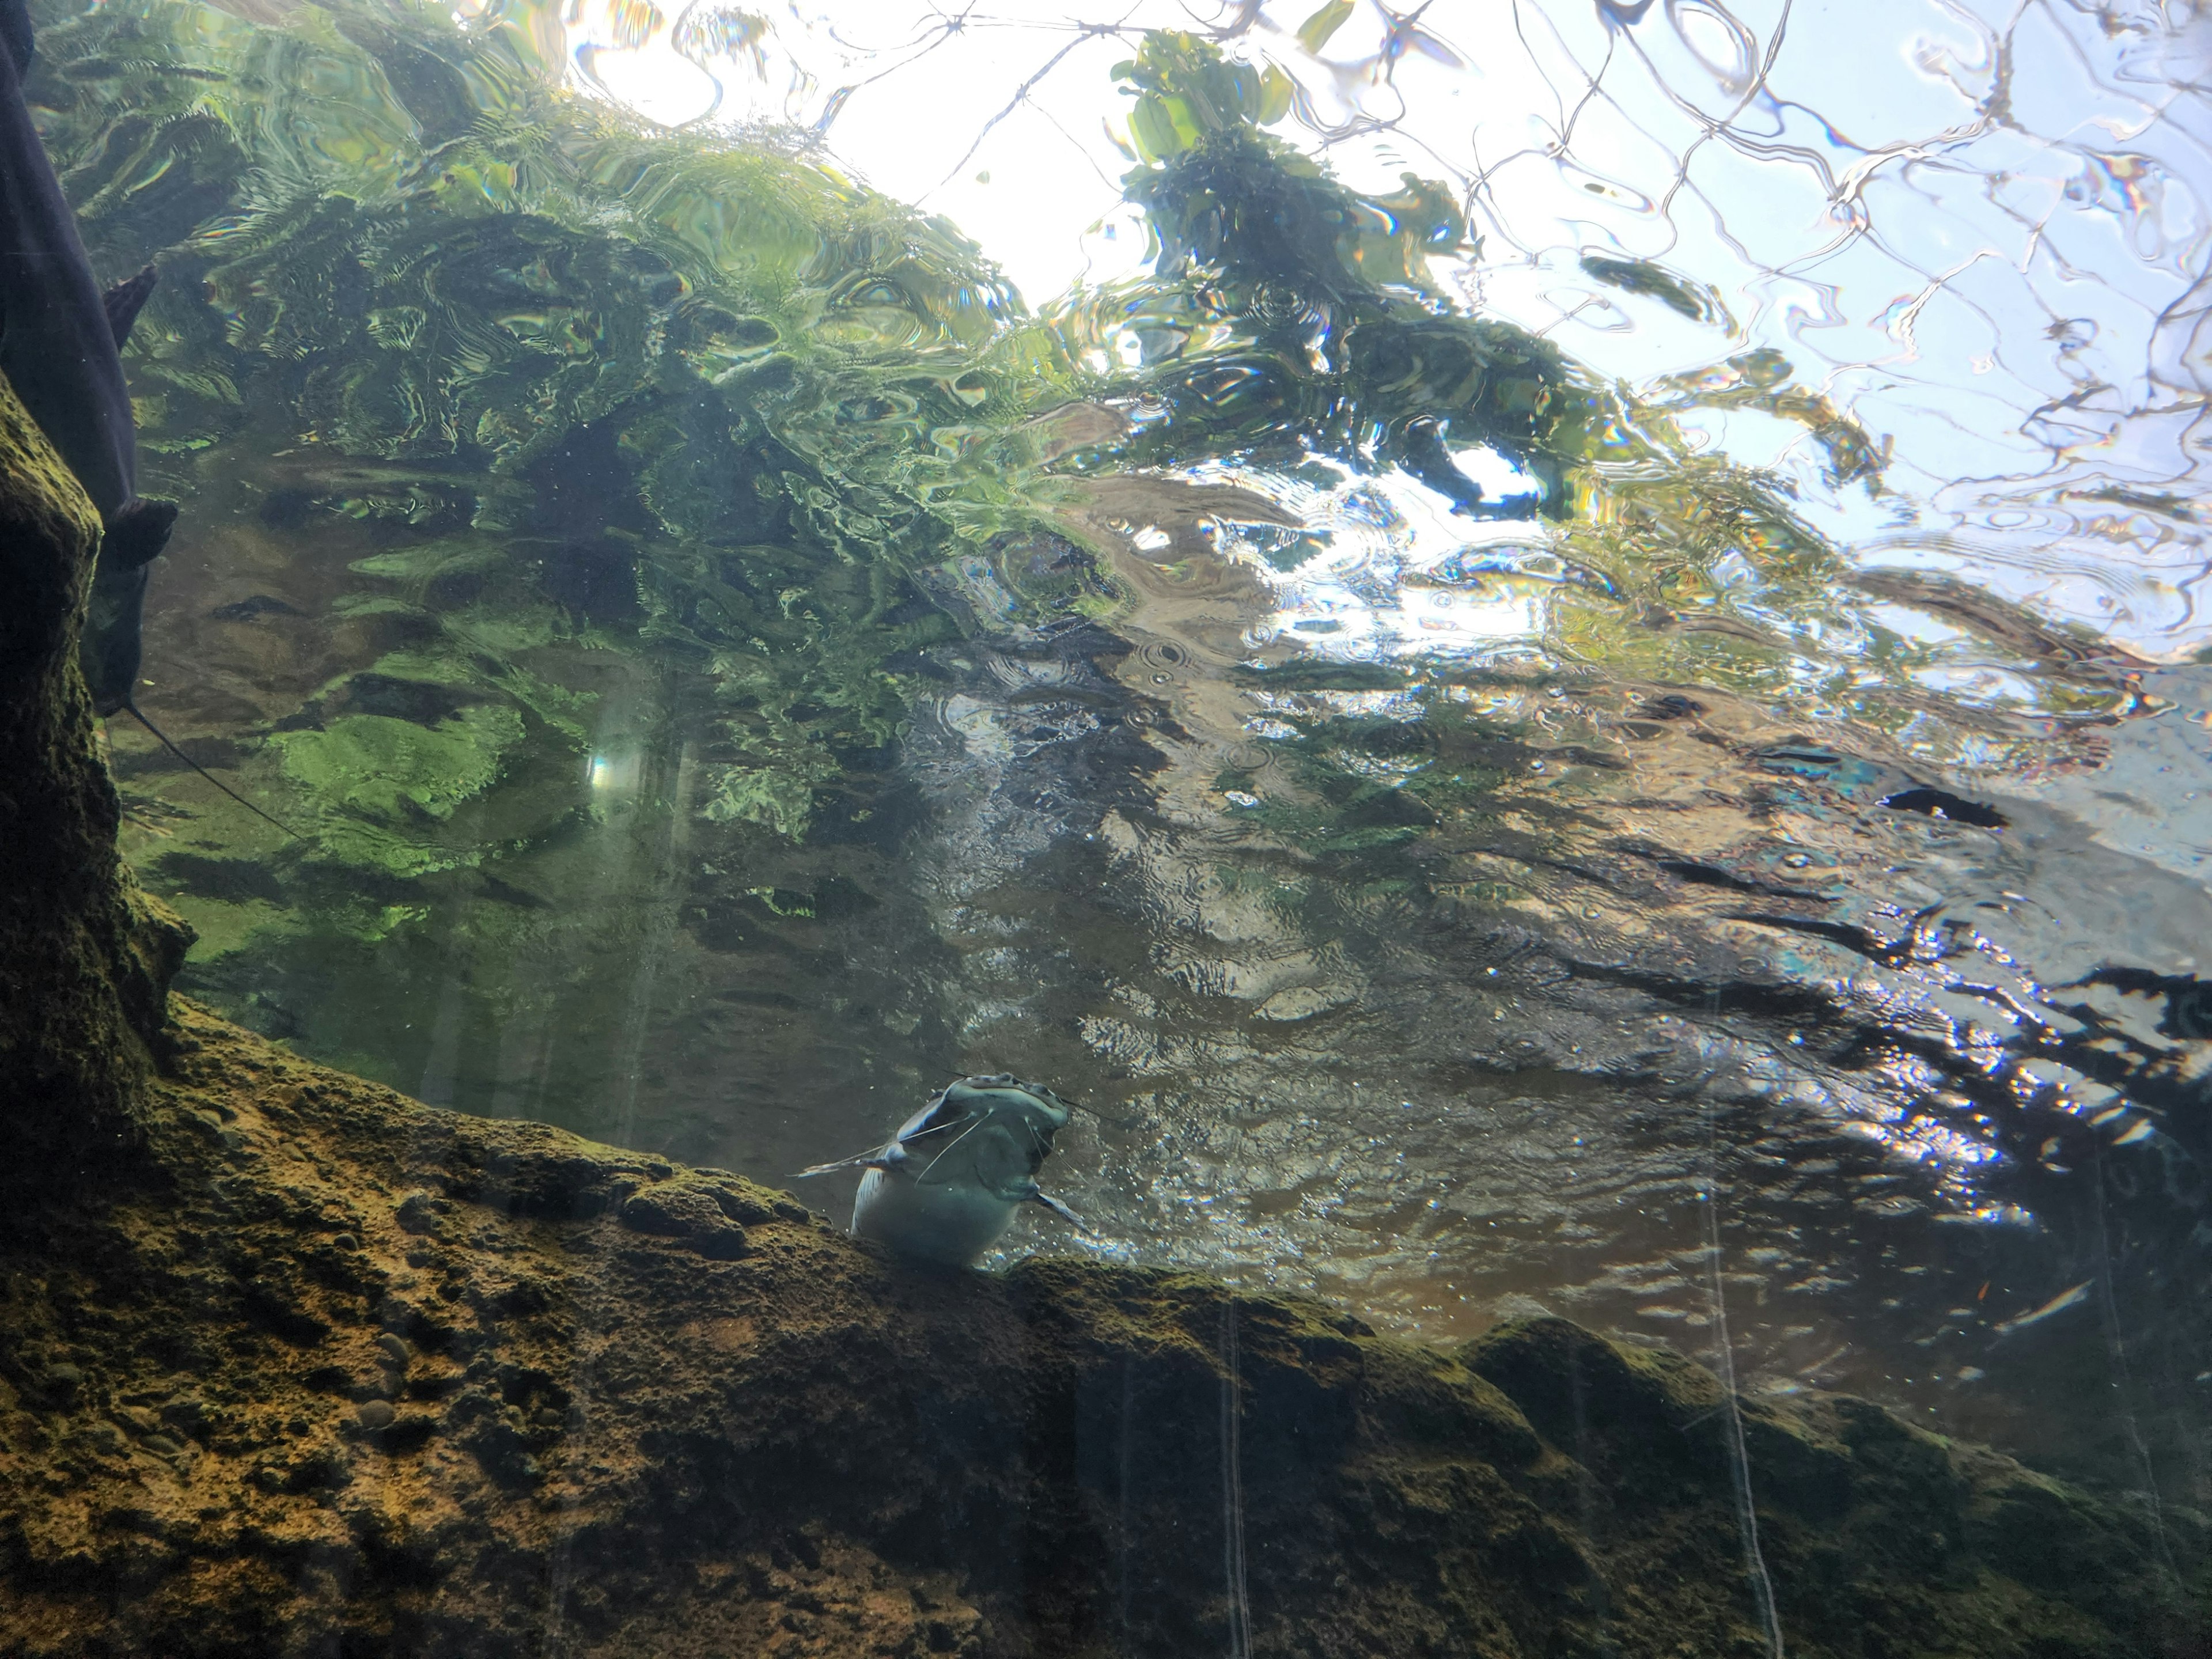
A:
0 374 189 1177
0 1001 2204 1658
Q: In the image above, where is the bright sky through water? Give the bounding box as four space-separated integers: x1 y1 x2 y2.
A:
525 0 2212 660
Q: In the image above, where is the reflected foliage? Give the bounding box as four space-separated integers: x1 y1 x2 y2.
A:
1050 36 2127 766
41 0 1092 880
1080 31 1586 519
40 2 2142 1006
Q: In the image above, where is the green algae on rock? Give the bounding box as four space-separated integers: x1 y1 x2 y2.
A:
0 997 2202 1658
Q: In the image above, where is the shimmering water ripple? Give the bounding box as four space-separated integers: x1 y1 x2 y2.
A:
537 0 2211 667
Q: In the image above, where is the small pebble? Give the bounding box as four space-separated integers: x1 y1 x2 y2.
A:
395 1192 442 1236
355 1400 396 1430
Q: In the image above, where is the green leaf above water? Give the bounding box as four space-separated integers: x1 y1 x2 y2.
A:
1296 0 1357 55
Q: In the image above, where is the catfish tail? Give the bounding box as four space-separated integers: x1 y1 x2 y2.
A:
120 701 304 843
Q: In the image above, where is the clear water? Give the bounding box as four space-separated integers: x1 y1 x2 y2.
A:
50 0 2211 1501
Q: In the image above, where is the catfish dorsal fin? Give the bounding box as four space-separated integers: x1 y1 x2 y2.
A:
103 264 159 347
1028 1190 1092 1233
119 702 304 843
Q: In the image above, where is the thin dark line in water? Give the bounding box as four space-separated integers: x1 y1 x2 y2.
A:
2088 1143 2178 1580
932 11 1143 190
120 703 304 841
1220 1293 1251 1659
1697 1065 1784 1658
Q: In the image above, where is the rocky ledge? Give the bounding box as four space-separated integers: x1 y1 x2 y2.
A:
0 1000 2201 1658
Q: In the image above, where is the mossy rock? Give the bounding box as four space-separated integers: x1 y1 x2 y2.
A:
0 371 193 1173
0 1002 2202 1656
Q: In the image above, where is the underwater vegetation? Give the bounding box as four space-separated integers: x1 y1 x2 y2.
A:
41 0 1073 859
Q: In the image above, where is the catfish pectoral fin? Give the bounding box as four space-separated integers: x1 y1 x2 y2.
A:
1028 1190 1090 1233
102 497 177 569
796 1152 893 1178
101 263 157 346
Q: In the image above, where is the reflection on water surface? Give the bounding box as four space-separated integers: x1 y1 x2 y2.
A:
40 0 2210 1501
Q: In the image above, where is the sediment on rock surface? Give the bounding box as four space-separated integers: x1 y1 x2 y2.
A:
0 999 2203 1659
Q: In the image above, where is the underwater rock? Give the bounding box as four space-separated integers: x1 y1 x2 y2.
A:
0 999 2202 1657
616 1175 757 1259
0 363 191 1177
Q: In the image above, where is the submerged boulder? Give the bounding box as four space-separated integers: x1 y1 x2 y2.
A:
0 999 2201 1658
